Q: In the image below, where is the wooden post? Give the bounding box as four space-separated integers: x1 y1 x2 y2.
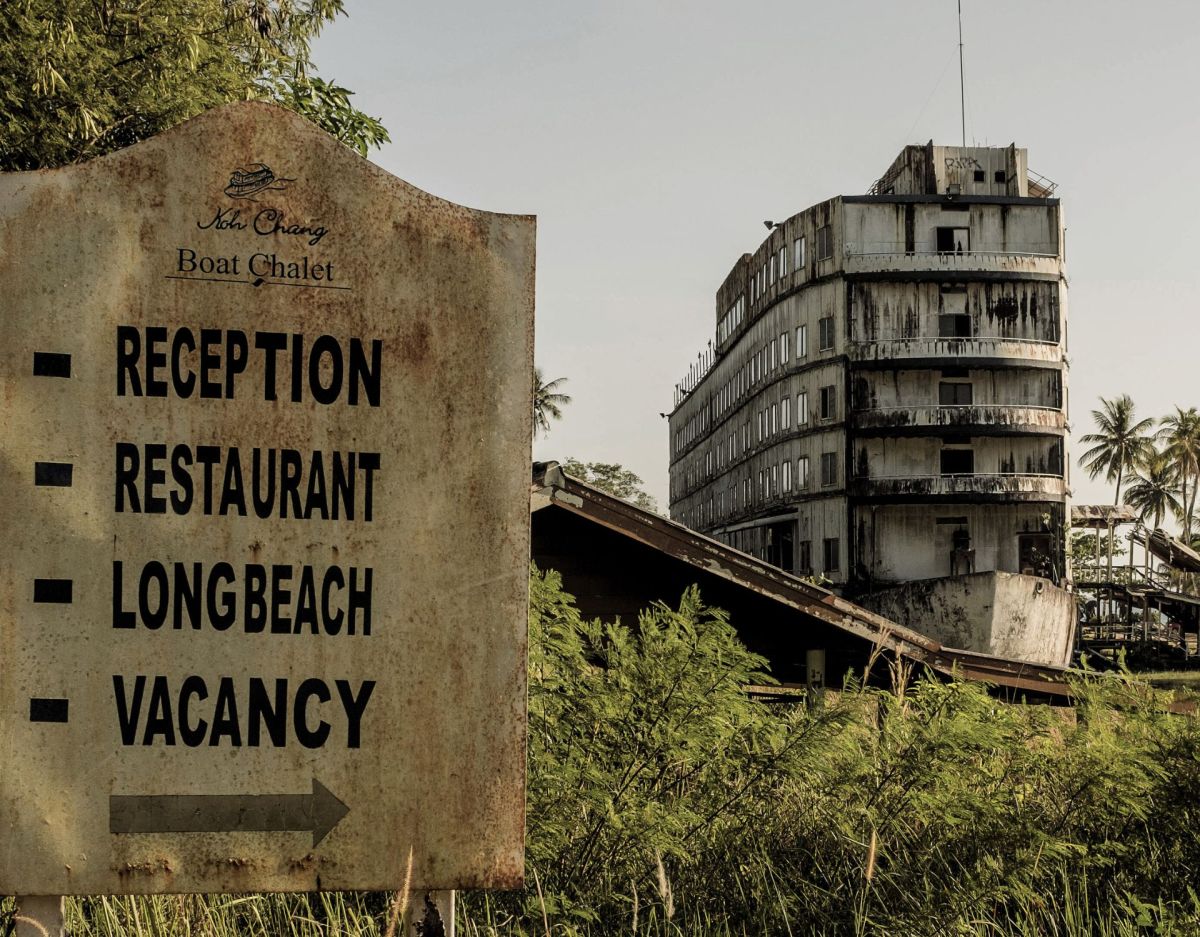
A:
402 890 455 937
15 896 65 937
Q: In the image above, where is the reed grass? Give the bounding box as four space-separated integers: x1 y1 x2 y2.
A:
3 569 1197 936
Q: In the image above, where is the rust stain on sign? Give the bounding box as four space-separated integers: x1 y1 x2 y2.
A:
0 102 533 895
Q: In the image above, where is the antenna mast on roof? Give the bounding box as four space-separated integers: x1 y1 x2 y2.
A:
957 0 966 147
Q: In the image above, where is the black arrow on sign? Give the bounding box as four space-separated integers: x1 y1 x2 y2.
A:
109 778 349 847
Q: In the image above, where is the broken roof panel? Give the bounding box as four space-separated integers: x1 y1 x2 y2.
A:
532 461 1075 701
1072 504 1138 528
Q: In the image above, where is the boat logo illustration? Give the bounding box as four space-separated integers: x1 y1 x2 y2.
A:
223 164 295 200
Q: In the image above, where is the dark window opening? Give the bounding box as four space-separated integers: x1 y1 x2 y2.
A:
939 381 973 405
820 451 839 487
816 225 833 260
766 522 795 572
1018 533 1053 578
818 316 835 350
936 226 970 254
823 537 840 573
819 384 836 420
798 540 813 575
939 313 972 337
940 448 975 475
973 169 985 182
994 170 1007 183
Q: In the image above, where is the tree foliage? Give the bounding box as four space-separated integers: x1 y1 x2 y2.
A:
533 367 570 439
1079 394 1156 506
1158 407 1200 539
562 458 657 512
0 0 389 170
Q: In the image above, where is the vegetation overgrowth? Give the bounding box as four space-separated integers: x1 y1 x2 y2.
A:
4 567 1199 936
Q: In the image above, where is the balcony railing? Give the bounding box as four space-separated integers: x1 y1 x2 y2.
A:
850 473 1067 500
849 336 1062 366
850 404 1065 433
843 246 1061 278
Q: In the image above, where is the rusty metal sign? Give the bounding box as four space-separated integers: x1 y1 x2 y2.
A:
0 102 533 895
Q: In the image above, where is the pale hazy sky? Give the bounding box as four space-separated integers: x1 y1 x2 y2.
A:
314 0 1200 510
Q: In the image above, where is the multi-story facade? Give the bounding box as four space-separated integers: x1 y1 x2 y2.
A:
668 143 1073 664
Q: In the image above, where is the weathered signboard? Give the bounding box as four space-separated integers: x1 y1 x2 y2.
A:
0 102 534 895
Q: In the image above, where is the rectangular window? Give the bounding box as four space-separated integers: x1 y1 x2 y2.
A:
771 403 778 434
820 451 838 487
816 225 832 260
938 381 973 405
796 324 808 358
794 236 806 271
779 245 787 278
798 540 812 573
797 456 810 489
758 410 764 441
781 395 791 428
744 478 750 504
994 169 1006 183
936 226 970 253
819 385 836 420
783 459 792 491
758 470 765 500
940 448 975 475
770 338 777 369
797 390 809 425
938 313 972 338
818 316 834 351
823 537 840 572
771 464 778 495
780 330 790 363
769 255 776 284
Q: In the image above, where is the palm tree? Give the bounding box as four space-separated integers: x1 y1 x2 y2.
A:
1157 407 1200 540
1079 395 1155 575
532 367 571 439
1124 449 1182 530
1079 395 1156 503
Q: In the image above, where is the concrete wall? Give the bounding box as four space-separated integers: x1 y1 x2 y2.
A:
842 200 1059 257
716 495 849 584
858 571 1076 666
855 502 1063 584
873 145 1029 197
854 368 1061 410
854 435 1064 479
849 279 1063 344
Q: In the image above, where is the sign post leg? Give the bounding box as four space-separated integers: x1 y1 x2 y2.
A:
403 890 455 937
15 896 65 937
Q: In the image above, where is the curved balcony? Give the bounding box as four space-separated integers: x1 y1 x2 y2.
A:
843 248 1061 279
849 336 1062 369
850 404 1066 436
850 473 1067 502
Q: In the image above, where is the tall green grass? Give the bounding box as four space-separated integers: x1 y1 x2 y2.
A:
3 567 1198 935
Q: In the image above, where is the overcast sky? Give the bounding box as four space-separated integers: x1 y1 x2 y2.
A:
315 0 1200 511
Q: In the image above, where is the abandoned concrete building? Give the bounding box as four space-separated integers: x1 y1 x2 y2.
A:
667 143 1074 666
